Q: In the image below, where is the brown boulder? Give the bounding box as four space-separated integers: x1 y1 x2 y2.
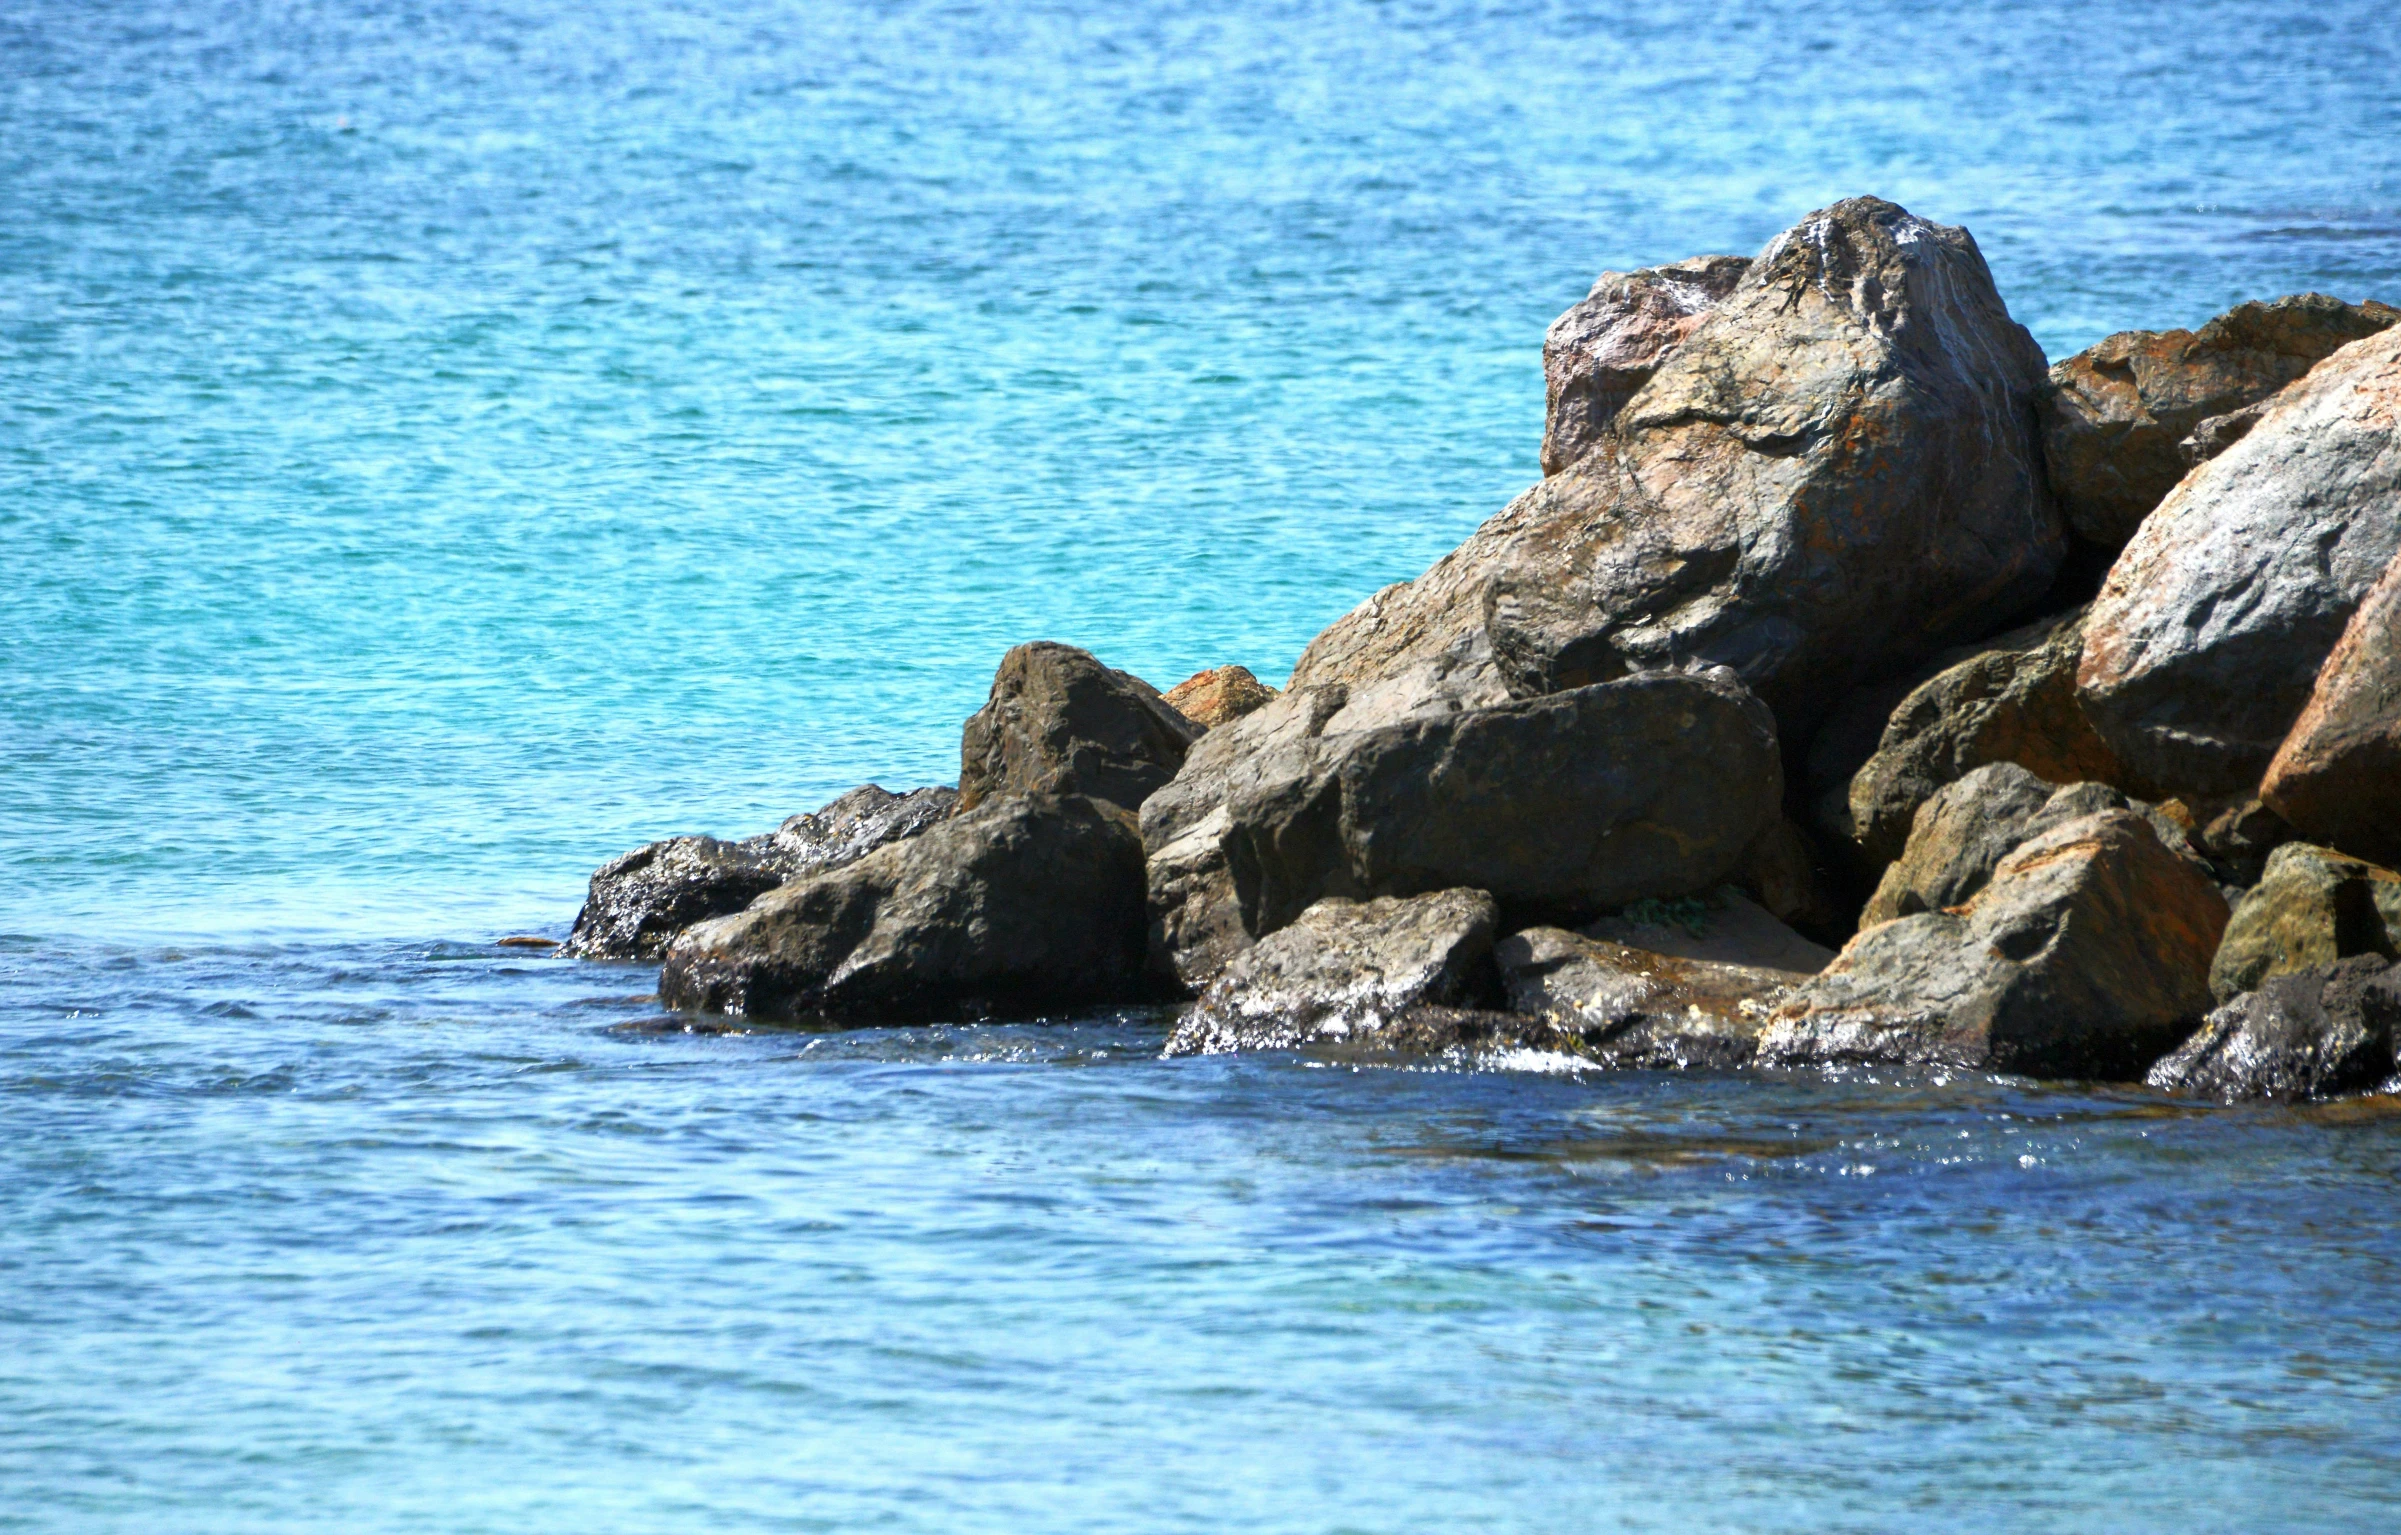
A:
958 642 1202 813
2208 843 2401 1003
2077 325 2401 797
658 794 1148 1024
2261 548 2401 864
2040 294 2398 550
1161 664 1280 730
1540 254 1748 475
1761 810 2229 1077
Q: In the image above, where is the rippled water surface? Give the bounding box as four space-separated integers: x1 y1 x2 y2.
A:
6 0 2401 1528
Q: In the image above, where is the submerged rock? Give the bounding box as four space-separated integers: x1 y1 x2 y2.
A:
2261 549 2401 866
561 784 958 961
1540 254 1748 475
1162 665 1280 730
2209 843 2401 1003
1762 810 2229 1077
2040 294 2398 550
658 794 1148 1024
1163 888 1499 1055
1845 609 2127 862
2149 956 2401 1103
958 641 1202 813
1496 925 1808 1070
1293 197 2062 743
2077 325 2401 797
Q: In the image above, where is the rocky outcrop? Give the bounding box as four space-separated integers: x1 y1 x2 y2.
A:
1582 889 1836 975
1163 889 1499 1055
561 784 958 960
1293 197 2062 741
2077 326 2401 797
1761 809 2229 1077
658 794 1148 1024
2149 956 2401 1103
2040 294 2398 550
2208 843 2401 1003
1497 922 1814 1070
1845 609 2128 861
958 642 1202 813
2261 549 2401 865
1141 667 1783 989
1540 254 1748 475
1162 665 1280 729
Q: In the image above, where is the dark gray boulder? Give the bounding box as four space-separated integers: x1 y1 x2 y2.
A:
958 641 1202 813
658 794 1148 1024
561 784 959 960
2041 294 2398 551
1163 889 1499 1055
1141 666 1783 989
1496 925 1808 1070
2078 325 2401 797
2149 956 2401 1103
2208 842 2401 1003
1762 809 2230 1077
1541 254 1749 475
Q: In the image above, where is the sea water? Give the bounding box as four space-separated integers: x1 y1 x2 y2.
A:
5 1 2399 1528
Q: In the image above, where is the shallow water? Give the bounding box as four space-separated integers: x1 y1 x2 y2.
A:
6 0 2401 1528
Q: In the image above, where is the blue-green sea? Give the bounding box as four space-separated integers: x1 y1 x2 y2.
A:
6 2 2400 1529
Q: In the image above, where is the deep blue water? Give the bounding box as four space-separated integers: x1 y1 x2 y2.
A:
5 1 2400 1528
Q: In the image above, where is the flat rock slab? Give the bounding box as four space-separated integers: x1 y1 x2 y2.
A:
2150 956 2401 1103
1581 890 1834 976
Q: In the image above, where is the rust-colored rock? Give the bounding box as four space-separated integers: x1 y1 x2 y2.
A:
2040 294 2398 550
1161 665 1280 730
2261 548 2401 865
1540 254 1747 476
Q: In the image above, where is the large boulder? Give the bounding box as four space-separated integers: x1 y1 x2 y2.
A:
2208 842 2401 1003
658 794 1148 1024
1162 664 1280 729
1141 667 1783 989
2077 325 2401 797
1163 889 1498 1055
1760 809 2230 1077
1540 254 1749 475
958 642 1202 813
1844 609 2129 861
561 784 957 960
2149 956 2401 1104
2261 549 2401 864
1497 924 1812 1070
2041 294 2399 550
1291 197 2063 741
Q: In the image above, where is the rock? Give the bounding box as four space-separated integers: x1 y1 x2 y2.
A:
560 784 957 961
1845 608 2128 862
958 642 1203 813
1582 888 1836 976
1142 666 1784 988
1540 254 1749 475
1162 889 1499 1055
1162 665 1280 730
2077 325 2401 797
1760 809 2230 1077
1728 819 1848 942
1291 197 2063 739
658 794 1149 1024
2208 843 2401 1003
2179 400 2270 466
2149 956 2401 1103
2261 549 2401 865
1495 926 1797 1069
2040 294 2399 550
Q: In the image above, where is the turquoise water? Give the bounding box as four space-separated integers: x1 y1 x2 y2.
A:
6 1 2400 1528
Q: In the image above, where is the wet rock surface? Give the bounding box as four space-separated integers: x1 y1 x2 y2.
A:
2077 325 2401 797
2262 549 2401 866
766 784 959 879
1540 254 1748 475
959 641 1202 813
1762 809 2229 1077
1163 888 1499 1055
2209 843 2401 1003
2040 294 2398 550
659 794 1149 1024
1162 665 1280 730
1496 926 1802 1070
2150 956 2401 1103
